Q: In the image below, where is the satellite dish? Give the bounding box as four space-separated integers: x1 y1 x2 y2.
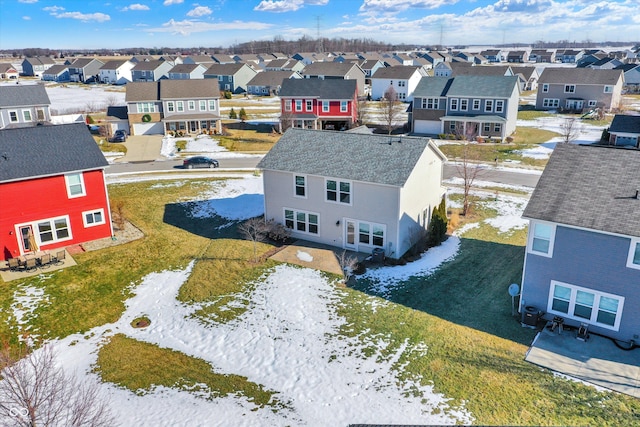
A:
508 283 520 297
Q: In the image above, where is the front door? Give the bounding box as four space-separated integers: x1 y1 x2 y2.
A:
19 225 36 254
344 219 356 250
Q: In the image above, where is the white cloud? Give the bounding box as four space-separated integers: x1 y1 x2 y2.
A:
186 6 212 17
22 16 31 20
163 0 184 5
18 0 38 3
147 18 273 36
54 12 111 23
123 3 150 11
254 0 326 13
359 0 459 13
43 6 64 13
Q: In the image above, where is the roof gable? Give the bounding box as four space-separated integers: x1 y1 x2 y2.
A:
0 84 51 108
538 68 623 85
278 79 357 99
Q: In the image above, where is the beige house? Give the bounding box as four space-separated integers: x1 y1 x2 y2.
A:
257 128 447 259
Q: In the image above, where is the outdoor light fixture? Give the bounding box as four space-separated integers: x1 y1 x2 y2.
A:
336 220 340 226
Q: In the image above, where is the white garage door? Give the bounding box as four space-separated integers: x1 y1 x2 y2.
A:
133 122 164 135
413 120 442 136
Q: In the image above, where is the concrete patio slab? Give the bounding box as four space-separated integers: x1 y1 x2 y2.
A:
525 328 640 398
0 250 76 282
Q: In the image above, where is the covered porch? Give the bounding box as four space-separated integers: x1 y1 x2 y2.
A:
163 113 222 136
441 115 507 141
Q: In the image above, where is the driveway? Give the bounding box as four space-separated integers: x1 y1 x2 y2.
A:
113 135 164 163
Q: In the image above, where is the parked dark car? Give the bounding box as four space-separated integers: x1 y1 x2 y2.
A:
183 156 219 169
111 129 127 142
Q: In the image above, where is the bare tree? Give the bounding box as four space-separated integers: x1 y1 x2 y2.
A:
238 217 268 262
377 86 405 135
456 142 484 216
559 117 582 144
356 96 370 127
338 250 359 281
0 342 114 427
279 109 295 133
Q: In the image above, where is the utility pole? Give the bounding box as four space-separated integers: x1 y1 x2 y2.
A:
315 15 324 53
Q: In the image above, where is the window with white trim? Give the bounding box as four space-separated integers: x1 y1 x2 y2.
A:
358 221 385 247
542 83 549 93
564 84 576 93
208 100 216 111
460 99 468 111
341 101 348 112
485 100 493 112
285 99 292 111
322 101 329 112
604 85 613 93
137 102 155 113
626 239 640 270
294 175 306 198
284 209 319 234
37 216 72 244
83 209 105 227
326 179 351 204
306 100 313 111
450 98 458 110
295 99 302 111
494 123 501 133
398 81 406 87
65 173 86 198
549 281 624 330
397 93 406 100
543 98 559 108
421 98 438 109
217 75 223 81
167 101 175 112
528 221 555 257
22 110 32 121
199 100 207 111
483 123 490 132
9 111 18 122
188 100 195 110
473 99 480 110
495 100 504 113
177 101 184 112
588 100 597 107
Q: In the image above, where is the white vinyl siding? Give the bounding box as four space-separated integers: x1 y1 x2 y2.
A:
326 179 351 204
284 209 319 235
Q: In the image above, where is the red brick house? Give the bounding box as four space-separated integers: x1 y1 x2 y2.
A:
0 123 113 261
278 79 358 132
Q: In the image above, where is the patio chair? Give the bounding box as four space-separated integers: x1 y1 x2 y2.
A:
39 253 52 269
52 250 65 265
24 258 37 272
7 257 21 272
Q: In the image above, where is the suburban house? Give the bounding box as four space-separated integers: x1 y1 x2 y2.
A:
0 123 113 262
616 63 640 93
41 64 70 82
558 49 584 63
421 51 446 68
369 65 426 101
168 63 207 80
131 60 173 82
511 66 540 91
520 144 640 344
301 61 366 96
588 57 624 70
21 57 56 77
182 55 216 67
257 128 447 259
203 63 257 94
210 54 236 64
66 58 104 83
264 58 305 73
479 49 502 63
125 79 222 136
607 114 640 147
506 50 529 63
99 60 134 85
246 70 301 96
0 84 52 129
0 63 19 80
278 78 358 131
358 59 386 83
535 68 624 112
410 75 520 140
529 49 556 63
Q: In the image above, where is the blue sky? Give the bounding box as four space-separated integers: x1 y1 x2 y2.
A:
1 0 638 50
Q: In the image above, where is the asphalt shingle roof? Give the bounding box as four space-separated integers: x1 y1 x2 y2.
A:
609 114 640 134
279 78 357 99
371 66 421 79
0 123 108 182
0 84 51 108
125 80 220 102
446 75 519 97
523 144 640 238
538 68 623 85
412 77 454 98
257 128 444 187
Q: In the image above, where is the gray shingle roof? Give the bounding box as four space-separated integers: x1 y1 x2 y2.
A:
100 60 131 70
302 61 361 76
538 68 623 85
204 63 246 75
523 144 640 238
0 84 51 108
609 114 640 134
447 75 519 97
413 77 454 98
257 128 445 187
132 60 166 71
279 78 357 99
247 71 297 86
371 66 421 79
0 123 108 182
125 80 220 102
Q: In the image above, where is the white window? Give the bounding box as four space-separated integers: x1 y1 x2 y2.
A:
295 100 302 111
83 209 105 227
285 99 292 112
398 81 406 87
397 93 406 100
626 239 640 270
166 101 175 112
306 100 313 111
65 173 86 198
188 101 195 110
137 102 155 113
528 221 555 257
494 123 501 133
322 101 329 112
542 83 549 93
284 209 319 235
421 98 438 109
22 110 32 121
564 84 576 93
460 99 468 111
483 123 490 132
199 100 207 111
340 101 348 112
450 98 458 111
177 101 184 112
294 175 306 198
37 216 72 244
485 100 493 112
543 98 560 108
604 85 613 93
588 100 597 107
495 100 504 113
208 100 216 111
548 281 624 330
326 179 351 204
9 111 18 122
358 221 385 247
473 99 480 110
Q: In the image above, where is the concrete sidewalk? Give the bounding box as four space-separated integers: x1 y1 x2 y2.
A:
113 135 164 162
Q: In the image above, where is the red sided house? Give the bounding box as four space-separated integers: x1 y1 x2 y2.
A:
278 78 358 132
0 123 113 261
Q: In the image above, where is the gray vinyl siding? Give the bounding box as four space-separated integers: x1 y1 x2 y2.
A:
522 224 640 341
536 82 622 110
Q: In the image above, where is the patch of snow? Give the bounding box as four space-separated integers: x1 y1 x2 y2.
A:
296 250 313 262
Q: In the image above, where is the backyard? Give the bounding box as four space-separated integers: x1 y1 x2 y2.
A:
2 173 639 426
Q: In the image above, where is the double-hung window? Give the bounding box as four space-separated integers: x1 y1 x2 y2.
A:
543 98 559 108
450 98 458 111
199 100 207 111
340 101 348 112
564 84 576 93
177 101 184 112
295 100 302 111
284 209 318 234
549 281 624 330
65 173 86 198
473 99 480 110
306 100 313 111
326 179 351 204
528 221 555 257
485 100 493 112
627 239 640 270
294 175 306 198
604 85 613 93
358 221 385 247
37 216 72 244
208 100 216 111
322 101 329 112
188 101 195 110
542 83 549 93
285 100 292 112
138 102 155 113
9 111 18 122
495 100 504 113
167 101 175 112
22 110 32 121
460 99 468 111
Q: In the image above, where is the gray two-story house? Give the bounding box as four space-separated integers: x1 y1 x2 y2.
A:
258 128 447 259
536 68 624 112
21 57 56 77
168 63 207 80
0 84 52 129
204 63 257 94
131 60 173 82
66 58 104 83
521 144 640 344
410 75 520 140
